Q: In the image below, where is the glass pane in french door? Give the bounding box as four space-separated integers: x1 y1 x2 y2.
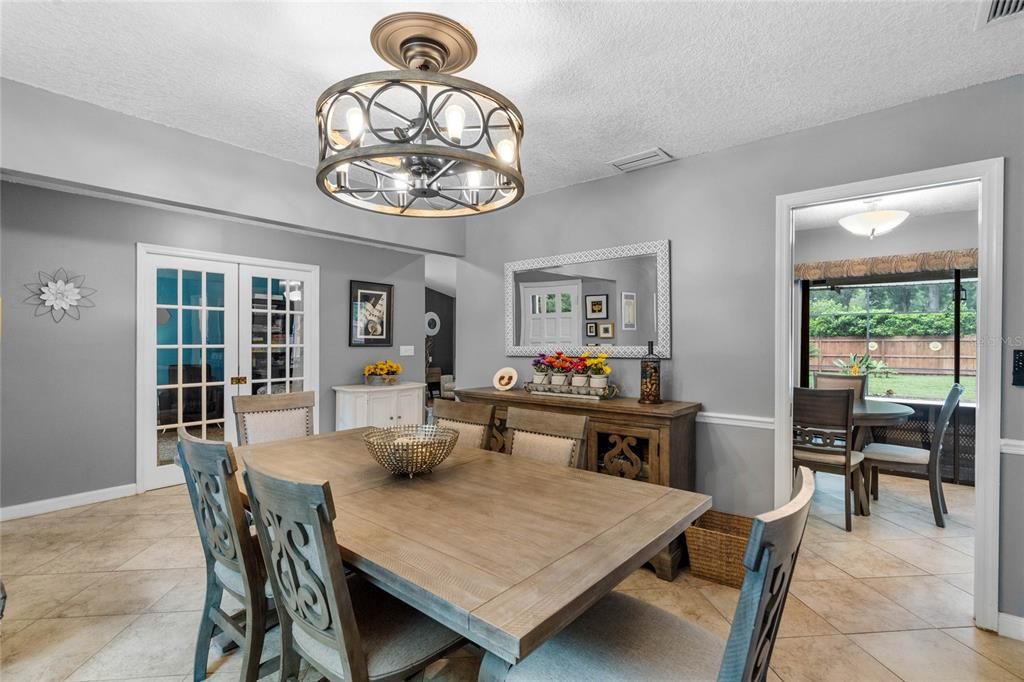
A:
153 264 237 468
240 267 312 402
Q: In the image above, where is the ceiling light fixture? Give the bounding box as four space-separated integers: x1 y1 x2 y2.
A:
838 199 909 239
315 12 525 218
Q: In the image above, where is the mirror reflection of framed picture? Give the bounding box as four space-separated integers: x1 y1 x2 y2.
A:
598 322 615 339
585 294 609 319
349 280 394 347
586 322 597 337
621 291 637 330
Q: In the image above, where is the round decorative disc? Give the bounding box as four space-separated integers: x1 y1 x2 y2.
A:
425 311 441 336
492 367 519 391
370 12 478 74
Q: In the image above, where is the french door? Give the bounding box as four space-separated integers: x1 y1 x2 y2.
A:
518 281 582 346
137 246 318 491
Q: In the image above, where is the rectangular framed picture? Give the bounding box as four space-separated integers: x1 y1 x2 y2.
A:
598 322 615 339
621 291 637 330
586 322 597 337
585 294 609 320
349 280 393 347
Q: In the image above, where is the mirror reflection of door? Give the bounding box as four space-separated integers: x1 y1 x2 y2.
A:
519 281 582 346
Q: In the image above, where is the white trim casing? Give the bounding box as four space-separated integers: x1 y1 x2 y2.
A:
999 612 1024 642
1002 439 1024 457
774 158 1004 633
696 412 775 430
0 484 137 521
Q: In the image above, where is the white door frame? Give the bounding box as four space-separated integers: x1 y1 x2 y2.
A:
136 243 321 491
773 158 1004 631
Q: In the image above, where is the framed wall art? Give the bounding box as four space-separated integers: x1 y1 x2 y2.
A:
621 291 637 330
586 322 597 337
584 294 609 320
598 322 615 339
350 280 393 346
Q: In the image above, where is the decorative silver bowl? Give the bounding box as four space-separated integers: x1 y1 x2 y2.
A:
363 425 460 477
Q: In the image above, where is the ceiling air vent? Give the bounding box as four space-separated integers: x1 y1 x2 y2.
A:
608 147 674 173
978 0 1024 27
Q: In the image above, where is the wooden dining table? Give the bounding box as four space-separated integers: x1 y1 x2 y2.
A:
236 428 711 666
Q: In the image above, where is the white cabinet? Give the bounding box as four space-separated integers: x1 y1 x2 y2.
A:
333 382 425 430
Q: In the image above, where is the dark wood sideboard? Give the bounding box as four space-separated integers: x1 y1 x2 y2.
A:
454 386 702 580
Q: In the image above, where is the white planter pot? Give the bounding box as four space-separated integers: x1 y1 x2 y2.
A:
550 373 568 386
590 375 608 389
532 372 548 384
571 375 590 387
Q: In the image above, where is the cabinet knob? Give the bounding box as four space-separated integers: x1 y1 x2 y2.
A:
390 416 394 420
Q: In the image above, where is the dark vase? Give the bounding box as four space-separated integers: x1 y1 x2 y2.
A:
639 341 662 405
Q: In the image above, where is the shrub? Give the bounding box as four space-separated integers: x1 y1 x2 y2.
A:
809 312 976 338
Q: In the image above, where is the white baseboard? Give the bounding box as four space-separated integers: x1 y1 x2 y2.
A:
1001 439 1024 457
697 412 775 430
999 612 1024 641
0 483 137 521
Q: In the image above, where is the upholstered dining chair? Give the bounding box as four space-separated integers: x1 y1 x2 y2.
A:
432 400 495 450
177 429 276 682
792 387 862 531
479 467 815 682
232 391 315 446
864 383 964 527
813 372 867 401
504 407 588 468
242 460 464 682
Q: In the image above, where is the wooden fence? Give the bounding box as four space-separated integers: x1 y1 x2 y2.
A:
810 336 976 376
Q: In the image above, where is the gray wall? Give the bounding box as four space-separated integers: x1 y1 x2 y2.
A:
0 79 466 256
1 182 426 507
456 76 1024 613
795 210 978 264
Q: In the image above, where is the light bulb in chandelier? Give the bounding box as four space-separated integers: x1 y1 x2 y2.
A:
496 138 516 164
345 108 364 143
445 104 466 144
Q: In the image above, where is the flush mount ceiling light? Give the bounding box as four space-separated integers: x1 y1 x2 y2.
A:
315 12 524 218
838 199 910 239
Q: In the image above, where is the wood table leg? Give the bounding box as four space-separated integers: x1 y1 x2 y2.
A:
649 535 682 581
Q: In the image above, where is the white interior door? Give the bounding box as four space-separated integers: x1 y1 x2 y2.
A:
519 281 582 345
139 254 239 490
238 265 319 431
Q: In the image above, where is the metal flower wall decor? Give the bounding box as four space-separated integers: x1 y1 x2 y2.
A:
24 268 97 322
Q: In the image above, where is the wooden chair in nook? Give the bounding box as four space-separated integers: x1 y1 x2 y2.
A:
232 391 315 446
813 372 867 400
504 407 588 468
792 387 863 531
864 383 964 527
432 400 495 450
242 461 464 682
479 467 816 682
177 429 277 682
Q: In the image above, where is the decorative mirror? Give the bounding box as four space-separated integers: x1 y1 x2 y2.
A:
504 240 670 358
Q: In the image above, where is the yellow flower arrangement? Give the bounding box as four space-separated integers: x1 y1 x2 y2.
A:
364 360 402 377
584 352 612 376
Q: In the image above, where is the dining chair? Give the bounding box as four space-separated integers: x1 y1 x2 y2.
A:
792 387 862 531
232 391 315 446
864 383 964 528
504 407 588 468
242 460 464 682
479 467 816 682
432 399 495 450
814 372 867 401
177 429 276 682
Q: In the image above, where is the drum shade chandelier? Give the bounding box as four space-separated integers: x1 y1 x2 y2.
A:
316 12 524 218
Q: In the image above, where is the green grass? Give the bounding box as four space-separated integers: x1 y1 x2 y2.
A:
865 374 976 403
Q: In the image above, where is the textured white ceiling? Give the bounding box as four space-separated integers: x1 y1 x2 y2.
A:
794 181 980 231
2 2 1022 196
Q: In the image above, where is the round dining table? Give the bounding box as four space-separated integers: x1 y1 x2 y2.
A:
850 398 915 515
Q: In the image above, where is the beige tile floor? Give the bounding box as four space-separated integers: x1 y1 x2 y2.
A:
2 473 1022 681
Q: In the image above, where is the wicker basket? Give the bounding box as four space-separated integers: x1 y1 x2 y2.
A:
363 425 459 477
684 510 754 588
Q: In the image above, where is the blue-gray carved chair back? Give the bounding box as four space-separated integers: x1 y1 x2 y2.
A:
243 460 367 682
718 466 815 682
177 429 263 600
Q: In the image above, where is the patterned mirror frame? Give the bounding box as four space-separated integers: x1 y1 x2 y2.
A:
504 240 671 358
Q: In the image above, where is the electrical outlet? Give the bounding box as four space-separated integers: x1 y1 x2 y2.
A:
400 345 415 357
